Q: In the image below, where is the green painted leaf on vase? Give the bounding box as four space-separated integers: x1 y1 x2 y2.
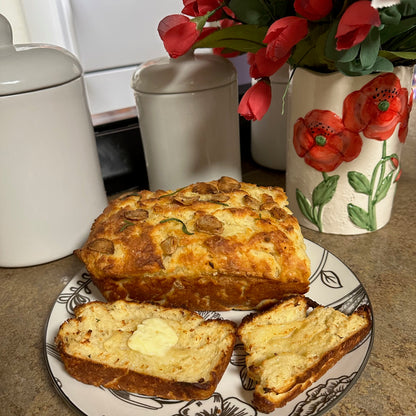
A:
348 171 371 195
348 204 371 230
312 175 339 206
296 189 315 224
374 171 394 203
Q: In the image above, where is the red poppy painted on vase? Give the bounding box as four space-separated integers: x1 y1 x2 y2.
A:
238 79 271 121
294 0 333 21
294 110 363 172
390 157 402 182
335 1 381 50
398 89 413 143
343 73 410 141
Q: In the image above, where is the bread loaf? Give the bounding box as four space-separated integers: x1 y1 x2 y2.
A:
55 300 236 400
75 177 310 311
237 295 372 413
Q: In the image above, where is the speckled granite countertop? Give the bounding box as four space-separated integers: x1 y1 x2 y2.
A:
1 114 415 416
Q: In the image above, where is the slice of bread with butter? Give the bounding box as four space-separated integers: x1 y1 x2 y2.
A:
55 300 237 400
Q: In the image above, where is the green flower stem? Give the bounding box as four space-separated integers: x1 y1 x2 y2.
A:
367 141 393 231
313 172 329 232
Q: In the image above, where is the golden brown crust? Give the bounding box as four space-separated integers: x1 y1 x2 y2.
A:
238 295 372 413
56 346 231 400
75 177 310 310
55 300 237 401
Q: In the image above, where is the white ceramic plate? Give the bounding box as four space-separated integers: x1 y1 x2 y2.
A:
44 239 373 416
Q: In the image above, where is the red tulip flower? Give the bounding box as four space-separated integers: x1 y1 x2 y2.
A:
248 48 288 79
158 14 200 58
264 16 308 62
294 0 333 21
336 1 381 50
238 79 272 121
294 110 362 172
182 0 224 21
343 73 409 141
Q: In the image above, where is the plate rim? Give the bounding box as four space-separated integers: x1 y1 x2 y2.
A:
43 238 374 416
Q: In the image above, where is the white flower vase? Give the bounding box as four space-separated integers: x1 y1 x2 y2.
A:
131 51 242 191
286 66 414 234
251 64 290 170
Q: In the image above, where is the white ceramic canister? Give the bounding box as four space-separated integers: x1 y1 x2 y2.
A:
131 51 242 191
0 14 108 267
250 64 290 170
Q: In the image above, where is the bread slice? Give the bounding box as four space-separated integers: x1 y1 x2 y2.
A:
237 295 372 413
55 300 236 400
74 177 310 311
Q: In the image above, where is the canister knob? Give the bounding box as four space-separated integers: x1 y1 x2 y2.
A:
0 13 13 47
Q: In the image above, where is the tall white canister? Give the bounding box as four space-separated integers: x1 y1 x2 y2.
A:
0 14 108 267
131 51 242 191
250 64 290 170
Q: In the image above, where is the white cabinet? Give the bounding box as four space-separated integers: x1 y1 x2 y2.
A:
20 0 177 123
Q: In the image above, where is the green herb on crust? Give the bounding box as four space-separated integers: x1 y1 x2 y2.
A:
119 220 135 232
159 218 194 235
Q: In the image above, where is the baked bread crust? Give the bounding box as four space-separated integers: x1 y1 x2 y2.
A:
55 300 237 400
75 177 310 311
237 295 372 413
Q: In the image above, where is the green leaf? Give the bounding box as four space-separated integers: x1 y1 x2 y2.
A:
348 171 371 195
312 175 339 206
324 20 360 64
337 56 394 76
291 23 337 72
397 0 416 16
379 5 401 25
194 24 267 53
374 171 394 203
360 27 380 69
379 50 416 61
371 56 395 72
348 204 371 230
296 189 315 224
336 44 360 63
228 0 274 25
380 16 416 45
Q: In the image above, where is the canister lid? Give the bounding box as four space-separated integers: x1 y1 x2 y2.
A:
132 51 237 94
0 14 82 96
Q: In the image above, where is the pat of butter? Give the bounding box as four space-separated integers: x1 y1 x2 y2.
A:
128 318 178 356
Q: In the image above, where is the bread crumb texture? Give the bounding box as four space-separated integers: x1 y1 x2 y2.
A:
238 295 372 412
56 301 236 386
